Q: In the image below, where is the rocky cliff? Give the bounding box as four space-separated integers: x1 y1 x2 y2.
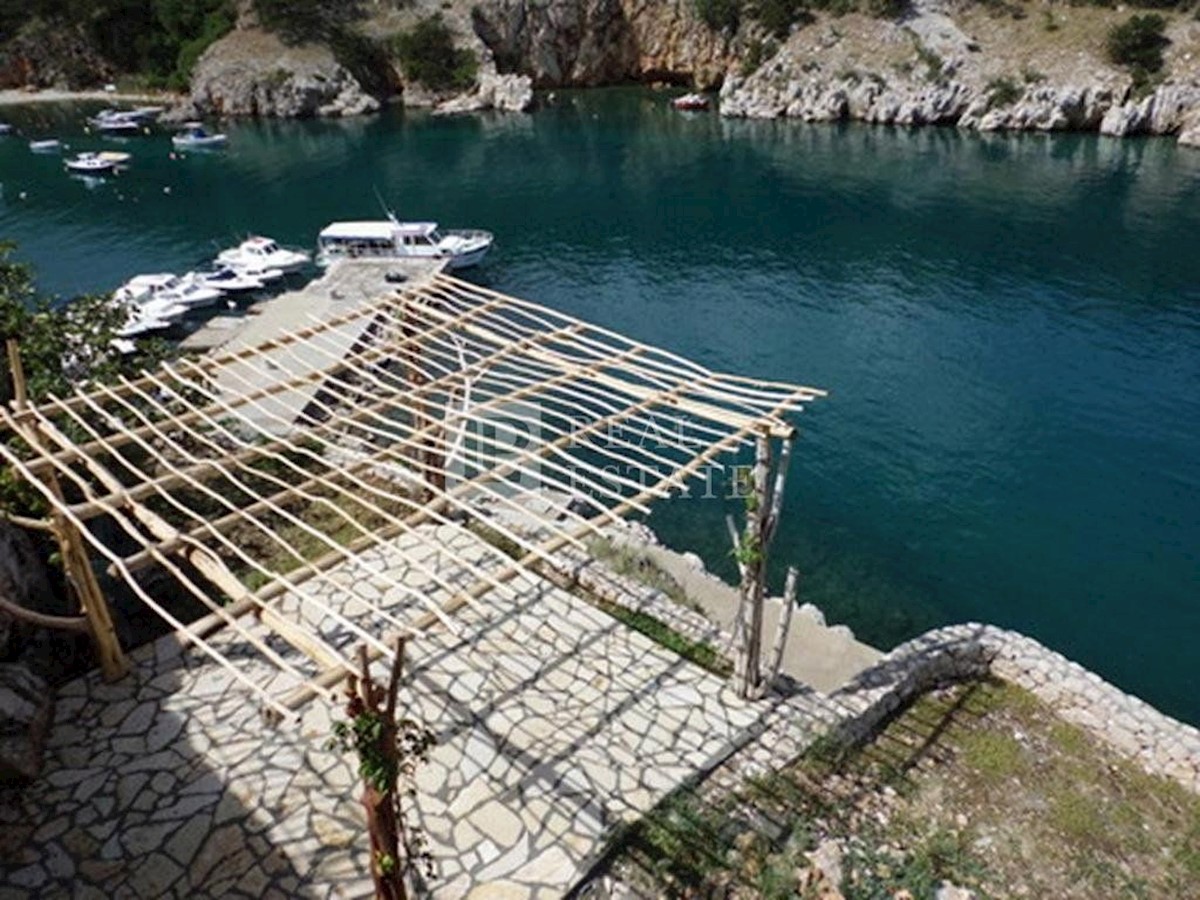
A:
719 0 1200 146
186 28 381 118
470 0 735 88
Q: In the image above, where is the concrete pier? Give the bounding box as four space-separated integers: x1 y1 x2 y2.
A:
180 258 445 435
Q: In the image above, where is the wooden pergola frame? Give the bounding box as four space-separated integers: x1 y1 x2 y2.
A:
1 273 824 717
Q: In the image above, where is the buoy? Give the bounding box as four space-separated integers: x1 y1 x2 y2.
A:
18 191 27 200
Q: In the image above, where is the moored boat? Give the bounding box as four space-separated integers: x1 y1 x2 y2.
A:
193 265 268 294
671 93 710 111
64 152 115 174
217 236 309 273
115 273 224 311
172 124 227 149
87 110 146 134
315 217 493 270
29 139 62 153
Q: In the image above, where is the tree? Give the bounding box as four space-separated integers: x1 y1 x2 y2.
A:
0 242 167 513
393 15 477 92
1106 14 1170 78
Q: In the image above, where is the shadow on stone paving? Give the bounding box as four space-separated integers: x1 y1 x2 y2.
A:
0 633 325 899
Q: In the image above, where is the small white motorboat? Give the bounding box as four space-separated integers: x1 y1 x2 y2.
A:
221 261 286 284
64 152 115 174
87 110 145 134
172 124 228 149
315 217 493 270
193 265 268 294
115 273 224 311
29 139 62 153
217 236 309 273
671 93 710 111
0 123 13 135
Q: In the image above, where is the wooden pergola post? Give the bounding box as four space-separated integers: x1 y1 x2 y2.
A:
729 429 795 700
5 339 128 680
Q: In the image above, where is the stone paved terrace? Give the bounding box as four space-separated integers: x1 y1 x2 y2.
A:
0 525 783 898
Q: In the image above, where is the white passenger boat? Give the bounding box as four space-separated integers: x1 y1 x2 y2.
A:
315 217 493 270
217 236 309 273
172 124 227 149
64 152 115 174
115 274 224 311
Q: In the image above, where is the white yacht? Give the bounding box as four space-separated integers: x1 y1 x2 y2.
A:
217 236 309 273
64 152 115 174
315 218 493 270
193 265 268 294
115 274 224 311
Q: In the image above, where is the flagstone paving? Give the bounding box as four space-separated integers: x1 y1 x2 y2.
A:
0 525 786 898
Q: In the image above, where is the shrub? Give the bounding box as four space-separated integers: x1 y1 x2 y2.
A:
740 37 778 76
985 75 1022 109
695 0 742 32
1105 14 1170 74
866 0 909 17
753 0 806 38
393 14 477 91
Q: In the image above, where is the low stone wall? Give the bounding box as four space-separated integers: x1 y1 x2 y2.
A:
828 623 1200 794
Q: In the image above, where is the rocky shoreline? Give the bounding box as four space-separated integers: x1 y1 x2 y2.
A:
4 0 1199 145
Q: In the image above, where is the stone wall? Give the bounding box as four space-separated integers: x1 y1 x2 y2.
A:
827 623 1200 794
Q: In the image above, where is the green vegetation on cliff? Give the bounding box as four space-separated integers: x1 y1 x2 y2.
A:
0 0 234 89
1106 13 1170 88
393 14 478 92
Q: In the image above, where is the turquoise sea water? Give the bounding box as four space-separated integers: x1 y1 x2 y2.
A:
2 90 1198 723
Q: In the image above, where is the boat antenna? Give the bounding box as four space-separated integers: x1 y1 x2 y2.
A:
373 186 399 224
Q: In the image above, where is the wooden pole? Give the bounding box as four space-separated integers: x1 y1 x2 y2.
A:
758 566 798 700
4 339 128 680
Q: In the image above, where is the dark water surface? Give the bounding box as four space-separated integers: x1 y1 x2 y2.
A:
2 89 1198 722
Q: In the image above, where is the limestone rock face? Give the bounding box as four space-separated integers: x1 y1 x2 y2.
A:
1100 82 1200 137
470 0 735 88
471 0 638 86
1179 111 1200 148
189 28 380 118
435 71 535 115
0 663 53 781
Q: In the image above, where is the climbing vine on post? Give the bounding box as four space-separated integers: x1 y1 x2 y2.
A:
726 430 799 700
329 639 436 900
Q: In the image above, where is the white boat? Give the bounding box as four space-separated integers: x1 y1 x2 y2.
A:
29 139 61 153
97 151 133 165
193 265 267 294
221 261 285 284
87 110 145 134
115 273 224 311
172 124 227 149
0 123 13 135
64 153 115 174
217 236 309 273
671 93 710 111
315 218 493 270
